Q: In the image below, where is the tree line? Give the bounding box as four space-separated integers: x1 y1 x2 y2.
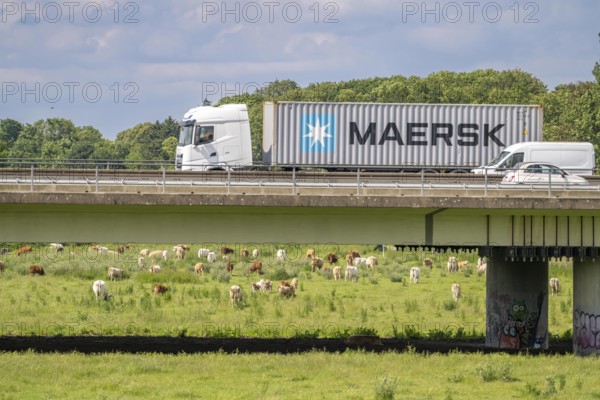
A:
1 66 599 169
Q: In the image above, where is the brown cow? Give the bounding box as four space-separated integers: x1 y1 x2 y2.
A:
194 262 205 275
226 261 234 273
17 246 33 256
29 265 45 276
0 261 5 274
220 247 234 255
152 284 168 296
249 260 262 274
240 248 250 258
327 253 339 265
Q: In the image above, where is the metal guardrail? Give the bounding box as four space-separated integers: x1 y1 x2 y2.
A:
0 160 598 197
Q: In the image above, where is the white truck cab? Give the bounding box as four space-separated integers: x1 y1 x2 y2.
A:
472 142 595 175
176 104 252 170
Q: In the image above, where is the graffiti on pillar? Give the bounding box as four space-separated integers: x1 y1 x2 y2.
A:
573 309 600 349
492 292 546 349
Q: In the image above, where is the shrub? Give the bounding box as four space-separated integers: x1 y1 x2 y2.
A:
374 376 398 400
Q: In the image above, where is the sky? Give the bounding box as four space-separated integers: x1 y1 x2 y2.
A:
0 0 598 140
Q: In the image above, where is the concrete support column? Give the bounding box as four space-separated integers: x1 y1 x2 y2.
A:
573 259 600 356
486 258 548 349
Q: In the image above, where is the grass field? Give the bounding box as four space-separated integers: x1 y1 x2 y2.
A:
0 350 598 399
0 243 574 340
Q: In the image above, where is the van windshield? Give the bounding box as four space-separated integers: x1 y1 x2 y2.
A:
486 151 509 166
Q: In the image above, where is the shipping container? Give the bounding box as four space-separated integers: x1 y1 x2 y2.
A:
262 102 542 169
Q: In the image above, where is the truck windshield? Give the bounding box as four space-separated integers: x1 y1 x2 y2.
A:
179 125 193 146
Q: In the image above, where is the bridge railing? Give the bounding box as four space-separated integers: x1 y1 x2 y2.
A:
0 159 598 196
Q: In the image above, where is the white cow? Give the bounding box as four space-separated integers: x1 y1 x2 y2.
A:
345 266 359 282
477 257 487 275
549 278 560 296
207 252 217 263
447 257 458 273
366 256 378 269
198 248 211 258
252 249 260 258
229 285 243 306
333 266 342 281
92 280 110 300
108 267 124 281
409 267 421 284
276 249 286 261
451 283 462 301
148 265 161 273
353 257 368 266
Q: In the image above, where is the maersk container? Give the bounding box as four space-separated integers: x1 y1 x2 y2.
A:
262 102 542 168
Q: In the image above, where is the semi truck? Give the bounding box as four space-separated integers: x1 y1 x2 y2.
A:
176 102 543 171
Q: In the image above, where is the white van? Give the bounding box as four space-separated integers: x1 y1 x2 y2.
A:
472 142 595 175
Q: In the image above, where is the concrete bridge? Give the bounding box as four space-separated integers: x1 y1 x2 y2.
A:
1 180 599 356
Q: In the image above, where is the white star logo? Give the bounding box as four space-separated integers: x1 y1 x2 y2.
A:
304 118 332 149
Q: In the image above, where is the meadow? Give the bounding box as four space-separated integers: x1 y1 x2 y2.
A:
0 243 574 340
1 350 599 399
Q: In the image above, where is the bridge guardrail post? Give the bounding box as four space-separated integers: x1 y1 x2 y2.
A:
95 166 99 193
420 169 424 196
162 166 166 193
484 169 488 197
30 164 34 192
292 167 297 195
548 172 551 197
356 168 361 196
227 168 231 195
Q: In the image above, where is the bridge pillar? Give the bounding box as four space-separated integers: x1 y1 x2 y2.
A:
573 259 600 356
486 258 548 350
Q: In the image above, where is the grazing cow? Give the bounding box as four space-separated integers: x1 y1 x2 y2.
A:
549 278 560 296
278 284 295 298
139 249 150 257
92 280 110 300
194 262 205 275
290 277 299 290
311 256 324 272
452 283 462 301
17 246 33 256
117 244 130 254
226 262 234 273
366 256 378 269
108 267 124 281
0 248 9 254
333 266 342 281
306 249 315 259
477 257 487 275
207 252 217 263
252 249 260 258
249 260 262 274
220 247 234 255
447 257 458 273
137 257 145 269
148 250 165 259
327 253 339 265
174 246 186 261
345 266 359 282
153 284 168 296
409 267 421 284
353 257 368 267
50 243 64 252
240 248 250 258
458 261 469 270
0 260 5 273
229 285 243 306
250 281 262 292
29 265 45 276
276 249 286 261
422 258 433 269
148 265 161 273
197 248 211 258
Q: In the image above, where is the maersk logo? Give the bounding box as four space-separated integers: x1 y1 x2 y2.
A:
301 113 336 153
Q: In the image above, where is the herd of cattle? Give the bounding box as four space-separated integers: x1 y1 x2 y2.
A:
2 243 562 304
